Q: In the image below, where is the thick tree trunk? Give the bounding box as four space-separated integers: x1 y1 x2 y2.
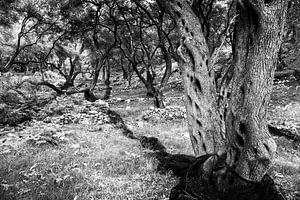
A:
162 0 288 197
224 0 288 183
163 0 227 157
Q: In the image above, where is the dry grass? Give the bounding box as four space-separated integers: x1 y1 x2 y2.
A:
1 80 299 200
0 122 179 200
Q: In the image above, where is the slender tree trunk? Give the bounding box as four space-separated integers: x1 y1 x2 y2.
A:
160 45 173 87
1 53 18 73
146 67 155 97
90 58 104 92
84 58 103 102
153 88 165 108
103 62 112 100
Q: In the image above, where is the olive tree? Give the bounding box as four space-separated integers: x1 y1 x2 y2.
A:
159 0 289 198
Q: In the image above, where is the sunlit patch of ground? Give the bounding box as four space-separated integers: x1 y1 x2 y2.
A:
0 122 177 200
0 78 299 200
268 79 300 199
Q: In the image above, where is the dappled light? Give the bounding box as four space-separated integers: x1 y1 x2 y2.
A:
0 0 299 200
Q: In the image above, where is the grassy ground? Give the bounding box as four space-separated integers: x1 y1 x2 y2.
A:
0 78 299 200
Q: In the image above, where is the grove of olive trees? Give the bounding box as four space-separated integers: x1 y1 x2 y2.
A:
0 0 299 200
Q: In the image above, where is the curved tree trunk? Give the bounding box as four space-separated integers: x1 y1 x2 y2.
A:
161 0 288 196
225 0 288 183
162 0 227 157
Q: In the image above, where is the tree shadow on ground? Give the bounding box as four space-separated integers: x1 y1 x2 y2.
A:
107 109 288 200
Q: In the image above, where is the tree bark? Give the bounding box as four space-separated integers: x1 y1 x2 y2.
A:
161 0 289 196
224 0 289 183
162 0 227 157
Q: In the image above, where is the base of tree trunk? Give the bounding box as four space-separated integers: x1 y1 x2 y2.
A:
169 154 285 200
103 86 112 100
153 90 165 108
61 81 74 90
84 89 99 102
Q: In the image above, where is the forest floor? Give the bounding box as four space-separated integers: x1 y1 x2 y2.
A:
0 77 299 200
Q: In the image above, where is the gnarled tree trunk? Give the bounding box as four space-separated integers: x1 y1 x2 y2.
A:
224 0 288 183
162 0 288 197
163 0 227 158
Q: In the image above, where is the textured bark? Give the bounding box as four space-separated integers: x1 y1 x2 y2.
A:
162 0 288 195
224 0 289 183
164 0 227 156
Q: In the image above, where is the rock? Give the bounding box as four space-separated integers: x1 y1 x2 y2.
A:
0 90 25 105
89 110 98 115
142 106 186 122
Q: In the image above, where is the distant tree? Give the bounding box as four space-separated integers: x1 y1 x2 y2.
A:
116 0 178 108
276 0 300 81
0 0 18 27
0 0 64 73
55 0 120 101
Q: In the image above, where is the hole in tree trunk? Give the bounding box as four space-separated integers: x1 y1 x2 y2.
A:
190 76 194 83
236 133 245 147
195 103 200 113
239 122 247 134
264 143 270 153
202 143 207 152
198 131 202 138
187 95 192 105
194 78 202 93
181 19 185 26
192 135 197 143
185 27 189 32
196 119 202 127
240 85 245 96
227 92 231 98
